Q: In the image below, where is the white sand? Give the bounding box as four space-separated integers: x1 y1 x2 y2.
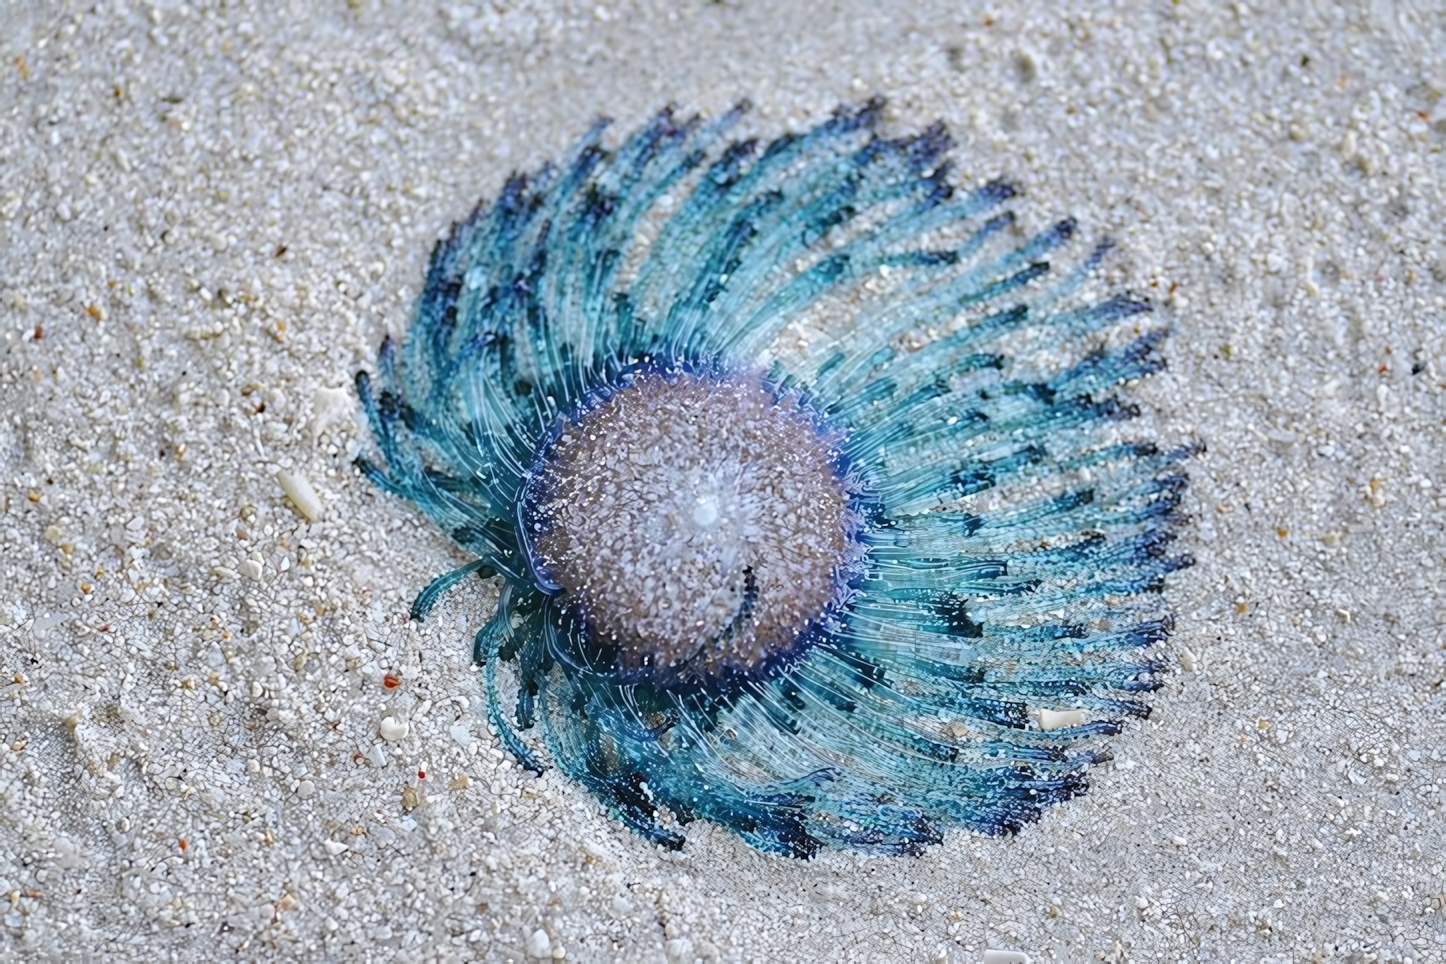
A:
1 2 1443 961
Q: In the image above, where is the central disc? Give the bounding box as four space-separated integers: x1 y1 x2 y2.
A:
527 369 853 682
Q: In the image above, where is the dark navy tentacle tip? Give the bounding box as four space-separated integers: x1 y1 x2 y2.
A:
1055 216 1079 240
726 97 754 117
842 95 887 131
352 456 395 495
977 177 1019 204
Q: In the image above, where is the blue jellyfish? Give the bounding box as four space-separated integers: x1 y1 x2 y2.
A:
355 100 1195 857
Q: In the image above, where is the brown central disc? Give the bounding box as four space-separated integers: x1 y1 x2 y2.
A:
527 369 853 681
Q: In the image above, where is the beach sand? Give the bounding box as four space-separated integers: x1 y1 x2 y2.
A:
1 2 1443 960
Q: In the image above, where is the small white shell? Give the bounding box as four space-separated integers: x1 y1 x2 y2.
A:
379 716 410 742
1037 708 1086 731
276 469 323 522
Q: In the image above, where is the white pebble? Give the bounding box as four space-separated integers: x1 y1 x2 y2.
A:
1177 648 1197 672
30 611 67 639
310 385 355 441
379 716 410 742
981 950 1032 964
276 469 324 522
526 928 551 959
296 779 315 799
322 840 347 856
449 722 475 748
240 559 264 582
1037 708 1086 731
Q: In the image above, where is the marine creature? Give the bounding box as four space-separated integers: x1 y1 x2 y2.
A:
355 100 1195 857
